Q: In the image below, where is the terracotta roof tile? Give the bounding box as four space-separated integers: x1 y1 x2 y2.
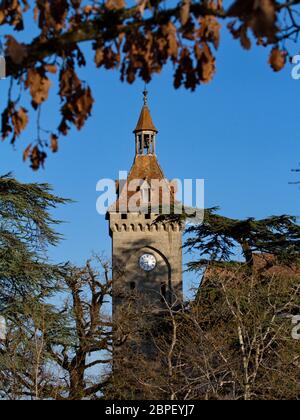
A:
127 155 165 181
113 155 175 212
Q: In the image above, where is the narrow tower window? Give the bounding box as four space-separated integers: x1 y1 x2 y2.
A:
141 183 151 206
144 134 150 154
138 135 143 154
150 135 154 154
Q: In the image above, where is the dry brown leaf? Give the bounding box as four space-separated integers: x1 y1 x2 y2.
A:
269 47 286 72
59 67 81 97
228 0 277 41
45 64 57 74
163 22 178 59
50 134 59 153
29 146 47 170
194 43 202 60
199 16 221 50
26 69 52 106
23 144 32 162
256 0 275 22
95 48 104 67
252 0 276 40
201 43 215 83
240 25 251 50
74 87 94 129
0 10 5 24
180 0 191 26
5 35 28 65
12 107 28 137
105 0 126 10
33 6 39 21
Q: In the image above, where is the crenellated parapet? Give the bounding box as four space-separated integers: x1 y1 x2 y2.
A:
109 212 184 234
110 219 184 233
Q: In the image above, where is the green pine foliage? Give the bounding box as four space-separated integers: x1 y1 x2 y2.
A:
0 173 69 307
185 209 300 270
158 207 300 270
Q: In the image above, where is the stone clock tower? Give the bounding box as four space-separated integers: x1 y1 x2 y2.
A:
107 91 183 332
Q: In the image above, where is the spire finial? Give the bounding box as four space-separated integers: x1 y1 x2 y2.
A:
143 85 148 106
133 86 158 134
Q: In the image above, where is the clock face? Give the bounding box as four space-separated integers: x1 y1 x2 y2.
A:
139 253 157 272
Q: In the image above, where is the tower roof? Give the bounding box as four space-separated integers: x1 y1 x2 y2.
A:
133 89 158 133
113 155 176 212
108 91 177 214
127 155 166 183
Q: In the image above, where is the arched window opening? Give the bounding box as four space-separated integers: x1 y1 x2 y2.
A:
144 134 150 154
138 135 143 154
136 132 156 156
150 135 155 154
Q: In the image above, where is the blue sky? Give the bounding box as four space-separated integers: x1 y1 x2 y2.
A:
0 14 299 296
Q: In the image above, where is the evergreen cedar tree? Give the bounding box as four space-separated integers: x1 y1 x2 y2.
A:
0 174 112 400
0 0 299 169
157 208 300 271
0 172 68 336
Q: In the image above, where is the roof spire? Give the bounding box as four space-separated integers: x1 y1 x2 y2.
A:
133 87 158 133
